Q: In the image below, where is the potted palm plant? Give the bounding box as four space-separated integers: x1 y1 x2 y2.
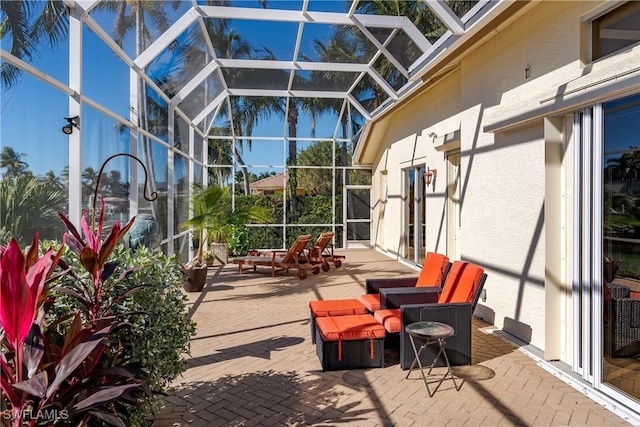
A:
181 185 271 291
202 250 216 267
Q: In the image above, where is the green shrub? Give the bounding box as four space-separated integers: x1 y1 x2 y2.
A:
229 225 250 256
108 245 196 390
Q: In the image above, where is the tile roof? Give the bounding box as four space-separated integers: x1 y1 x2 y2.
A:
250 172 288 190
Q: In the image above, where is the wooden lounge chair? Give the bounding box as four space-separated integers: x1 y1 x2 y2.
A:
307 231 343 271
308 231 345 271
233 234 319 279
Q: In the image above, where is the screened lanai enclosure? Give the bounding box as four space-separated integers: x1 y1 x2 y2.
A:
1 0 504 260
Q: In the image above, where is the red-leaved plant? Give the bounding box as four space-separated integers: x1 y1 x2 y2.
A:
0 205 147 426
56 199 144 322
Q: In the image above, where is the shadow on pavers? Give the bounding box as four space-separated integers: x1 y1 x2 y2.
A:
154 370 374 426
186 336 305 368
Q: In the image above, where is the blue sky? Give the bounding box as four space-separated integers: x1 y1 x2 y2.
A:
1 0 353 180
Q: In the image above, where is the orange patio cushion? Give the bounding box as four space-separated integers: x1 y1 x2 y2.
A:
374 309 402 333
316 315 386 341
316 314 385 361
359 293 381 312
309 299 367 317
416 252 450 287
438 261 484 304
630 291 640 299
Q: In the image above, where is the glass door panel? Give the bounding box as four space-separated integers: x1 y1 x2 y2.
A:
346 187 371 242
404 166 426 264
602 93 640 400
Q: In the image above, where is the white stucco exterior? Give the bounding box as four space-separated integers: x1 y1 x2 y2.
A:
359 0 640 355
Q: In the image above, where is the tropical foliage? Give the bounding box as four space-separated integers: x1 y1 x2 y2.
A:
181 185 271 267
1 196 195 426
0 171 66 245
0 0 68 88
48 243 196 426
0 223 144 426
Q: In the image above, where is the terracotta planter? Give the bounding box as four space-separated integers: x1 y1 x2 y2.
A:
182 266 208 292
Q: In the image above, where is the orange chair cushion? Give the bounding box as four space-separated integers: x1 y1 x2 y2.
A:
316 314 385 361
630 291 640 299
374 309 402 333
416 252 450 287
309 299 367 317
438 261 484 304
359 293 381 311
316 315 386 341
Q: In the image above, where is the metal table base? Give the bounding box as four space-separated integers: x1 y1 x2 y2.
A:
405 321 461 397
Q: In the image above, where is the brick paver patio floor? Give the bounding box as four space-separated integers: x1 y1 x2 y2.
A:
153 249 632 426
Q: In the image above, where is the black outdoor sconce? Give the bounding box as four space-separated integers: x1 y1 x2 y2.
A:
62 115 79 135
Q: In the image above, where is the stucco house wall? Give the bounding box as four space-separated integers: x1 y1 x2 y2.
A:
365 0 640 353
371 71 462 259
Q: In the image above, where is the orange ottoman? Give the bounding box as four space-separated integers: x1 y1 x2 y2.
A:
315 314 386 371
309 299 367 344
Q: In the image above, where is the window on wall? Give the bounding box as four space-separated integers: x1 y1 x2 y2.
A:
592 1 640 61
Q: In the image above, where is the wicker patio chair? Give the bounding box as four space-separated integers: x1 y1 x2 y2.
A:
233 234 319 279
607 283 640 358
359 252 451 312
373 261 487 369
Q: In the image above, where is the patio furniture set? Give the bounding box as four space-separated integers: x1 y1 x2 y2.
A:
307 252 488 395
233 237 492 394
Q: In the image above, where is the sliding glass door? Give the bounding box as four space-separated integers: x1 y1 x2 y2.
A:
575 92 640 408
601 94 640 401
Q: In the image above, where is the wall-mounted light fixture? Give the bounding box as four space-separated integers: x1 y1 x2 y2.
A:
525 67 531 79
62 115 79 135
424 167 437 185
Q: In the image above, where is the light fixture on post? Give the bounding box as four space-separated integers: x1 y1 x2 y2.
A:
424 167 437 185
62 115 79 135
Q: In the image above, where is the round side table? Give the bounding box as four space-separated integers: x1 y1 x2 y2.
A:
405 321 460 397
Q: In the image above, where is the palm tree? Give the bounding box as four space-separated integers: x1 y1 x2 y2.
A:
607 150 640 193
166 18 246 192
311 32 371 185
0 0 68 88
207 23 255 194
60 165 69 188
161 3 265 193
0 173 66 243
82 166 99 199
206 137 234 186
0 146 29 178
44 169 62 187
106 169 124 197
182 184 271 266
